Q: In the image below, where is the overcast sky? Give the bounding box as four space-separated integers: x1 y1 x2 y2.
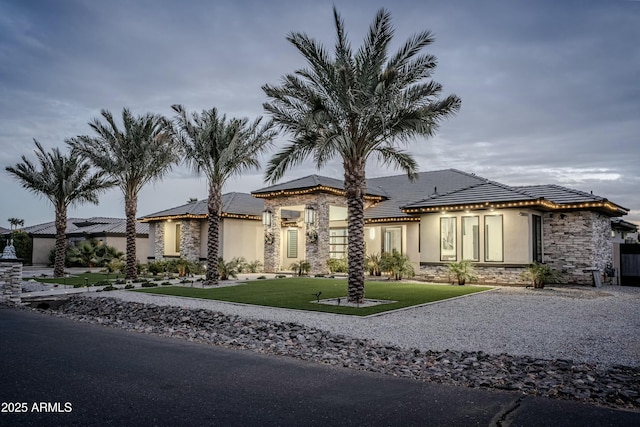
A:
1 0 639 228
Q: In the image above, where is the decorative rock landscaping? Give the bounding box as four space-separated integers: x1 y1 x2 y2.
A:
28 296 640 411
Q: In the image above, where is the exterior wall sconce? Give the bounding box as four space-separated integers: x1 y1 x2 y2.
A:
262 210 272 227
304 206 315 225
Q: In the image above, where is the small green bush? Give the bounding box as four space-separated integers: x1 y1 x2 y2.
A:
521 263 560 289
141 282 158 288
447 260 477 285
124 284 135 290
161 281 173 286
102 285 117 291
326 258 347 273
257 275 267 280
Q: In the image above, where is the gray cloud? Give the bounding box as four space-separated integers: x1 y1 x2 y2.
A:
1 0 638 226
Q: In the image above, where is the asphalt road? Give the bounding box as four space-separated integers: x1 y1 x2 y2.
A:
1 307 638 427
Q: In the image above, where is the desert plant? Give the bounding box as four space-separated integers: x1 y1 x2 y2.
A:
107 259 125 274
380 250 415 280
521 262 560 289
290 260 311 277
448 260 477 286
245 260 263 273
326 258 348 273
218 257 242 280
366 253 382 276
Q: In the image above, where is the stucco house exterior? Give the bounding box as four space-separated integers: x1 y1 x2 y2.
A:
21 217 149 265
139 169 630 285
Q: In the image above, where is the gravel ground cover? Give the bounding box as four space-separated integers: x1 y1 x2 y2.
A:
91 284 640 368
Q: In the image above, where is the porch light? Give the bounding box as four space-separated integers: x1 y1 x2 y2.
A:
304 206 315 225
262 210 272 227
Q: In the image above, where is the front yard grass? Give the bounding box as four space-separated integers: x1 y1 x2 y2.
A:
35 272 125 286
133 278 492 316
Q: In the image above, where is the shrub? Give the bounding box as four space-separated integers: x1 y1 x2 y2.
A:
218 257 243 280
161 281 173 286
275 274 287 279
124 284 135 290
521 263 560 289
366 253 382 276
380 250 415 280
326 258 347 273
93 280 111 287
102 285 117 291
290 260 311 277
245 260 263 273
147 261 166 276
447 260 477 285
114 279 126 285
140 281 158 287
257 275 267 280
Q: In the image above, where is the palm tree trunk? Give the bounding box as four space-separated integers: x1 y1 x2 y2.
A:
125 193 138 281
345 160 366 303
53 207 67 278
205 182 223 286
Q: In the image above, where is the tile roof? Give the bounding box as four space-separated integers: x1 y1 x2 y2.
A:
23 217 148 236
139 192 264 220
402 181 537 210
253 174 388 198
365 169 486 219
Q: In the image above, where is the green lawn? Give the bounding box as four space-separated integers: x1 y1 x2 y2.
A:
35 272 125 286
133 278 492 316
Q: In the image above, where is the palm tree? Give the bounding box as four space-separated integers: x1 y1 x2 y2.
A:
68 108 178 280
262 8 461 302
171 105 275 285
7 218 24 230
6 141 115 277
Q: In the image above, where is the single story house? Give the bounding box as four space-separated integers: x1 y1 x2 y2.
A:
20 217 149 265
139 169 631 285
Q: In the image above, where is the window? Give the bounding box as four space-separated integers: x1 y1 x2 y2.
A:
329 228 347 259
462 216 479 261
532 214 542 263
287 229 298 258
175 223 181 253
382 227 402 254
440 217 457 261
484 215 503 262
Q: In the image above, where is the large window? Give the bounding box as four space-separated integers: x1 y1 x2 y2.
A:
330 228 347 259
383 227 402 254
287 229 298 258
484 215 503 262
461 216 479 261
175 223 181 253
440 217 457 261
532 214 542 263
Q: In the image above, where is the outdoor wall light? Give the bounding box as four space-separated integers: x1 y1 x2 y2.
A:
262 210 272 227
304 206 315 225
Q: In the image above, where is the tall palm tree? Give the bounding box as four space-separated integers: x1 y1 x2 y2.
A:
171 104 275 286
68 108 178 280
6 141 115 276
7 218 24 230
263 7 461 302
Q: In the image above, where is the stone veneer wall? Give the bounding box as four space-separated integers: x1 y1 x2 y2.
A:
180 219 202 262
0 261 23 304
263 193 348 274
543 211 612 285
263 207 282 272
154 222 165 260
419 264 527 285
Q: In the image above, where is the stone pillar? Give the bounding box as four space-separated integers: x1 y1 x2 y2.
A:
306 199 331 274
154 222 165 260
263 206 282 272
0 261 23 304
180 220 201 261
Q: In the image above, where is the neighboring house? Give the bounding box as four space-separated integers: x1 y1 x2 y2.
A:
23 217 149 265
140 169 631 285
